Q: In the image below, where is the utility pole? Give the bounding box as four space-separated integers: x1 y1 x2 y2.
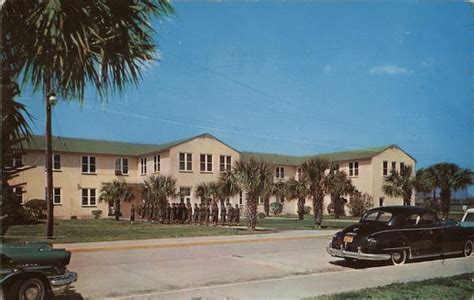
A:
45 83 56 239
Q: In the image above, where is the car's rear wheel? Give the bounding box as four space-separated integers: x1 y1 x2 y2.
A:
8 277 46 300
463 240 473 257
390 250 407 265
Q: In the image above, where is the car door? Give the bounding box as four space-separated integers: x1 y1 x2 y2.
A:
418 212 443 257
402 213 424 257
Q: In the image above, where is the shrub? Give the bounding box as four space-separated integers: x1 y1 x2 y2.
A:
257 212 266 219
327 202 334 215
348 192 373 217
91 210 103 219
24 199 47 220
270 202 283 216
304 206 312 215
70 215 78 220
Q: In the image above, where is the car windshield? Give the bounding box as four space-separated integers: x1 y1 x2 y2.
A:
361 210 393 223
463 213 474 222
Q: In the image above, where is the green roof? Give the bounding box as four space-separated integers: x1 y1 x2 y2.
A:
242 144 409 166
23 134 413 163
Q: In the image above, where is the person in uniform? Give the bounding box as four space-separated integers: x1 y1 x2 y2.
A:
211 202 218 225
193 203 199 224
180 201 186 224
166 202 171 224
198 203 204 225
234 204 240 225
187 202 193 224
130 204 136 224
204 203 210 226
142 203 148 221
226 201 233 226
171 203 177 224
221 202 226 225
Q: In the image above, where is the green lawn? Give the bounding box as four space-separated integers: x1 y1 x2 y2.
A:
310 273 473 300
3 216 355 244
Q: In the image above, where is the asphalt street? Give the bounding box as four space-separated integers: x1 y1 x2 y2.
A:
58 231 473 299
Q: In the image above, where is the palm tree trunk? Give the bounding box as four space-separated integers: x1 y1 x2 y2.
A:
264 196 270 216
314 194 323 229
297 198 305 220
114 199 121 221
247 196 258 231
440 187 451 220
333 196 340 219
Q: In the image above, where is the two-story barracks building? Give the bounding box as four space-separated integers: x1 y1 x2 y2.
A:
10 133 416 219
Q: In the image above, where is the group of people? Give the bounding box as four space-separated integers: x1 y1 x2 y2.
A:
130 200 240 226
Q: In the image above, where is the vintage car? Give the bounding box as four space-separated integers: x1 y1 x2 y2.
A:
1 242 77 300
460 208 474 227
327 206 474 265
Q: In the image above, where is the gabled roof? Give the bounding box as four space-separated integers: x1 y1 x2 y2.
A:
242 144 413 166
22 133 240 157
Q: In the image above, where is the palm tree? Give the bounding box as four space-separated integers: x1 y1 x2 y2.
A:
220 158 273 230
424 163 473 219
285 178 308 220
272 180 287 204
3 0 173 235
382 165 422 206
99 180 134 220
326 169 355 219
196 182 211 204
144 175 177 223
300 158 331 229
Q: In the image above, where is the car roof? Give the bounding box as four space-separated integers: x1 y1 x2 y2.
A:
365 206 432 215
465 208 474 213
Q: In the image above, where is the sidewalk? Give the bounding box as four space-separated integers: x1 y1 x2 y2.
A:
109 256 474 299
55 230 337 252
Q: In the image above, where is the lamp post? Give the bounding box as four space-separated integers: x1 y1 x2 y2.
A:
46 90 56 239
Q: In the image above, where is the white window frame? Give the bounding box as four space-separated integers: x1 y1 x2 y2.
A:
115 157 129 175
12 154 23 167
200 154 213 172
391 161 397 174
275 167 285 179
81 188 96 207
140 157 147 175
180 187 191 203
13 187 23 204
297 167 304 181
239 191 243 205
219 155 232 172
383 161 388 176
400 162 405 170
81 155 96 174
53 154 61 170
179 152 193 171
45 187 62 205
349 161 359 177
154 155 160 173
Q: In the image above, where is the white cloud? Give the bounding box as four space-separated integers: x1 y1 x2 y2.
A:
323 64 333 74
369 64 413 76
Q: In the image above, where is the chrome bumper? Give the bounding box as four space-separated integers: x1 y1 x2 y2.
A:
326 245 391 261
48 271 78 296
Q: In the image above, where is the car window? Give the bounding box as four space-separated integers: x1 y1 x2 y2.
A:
419 212 439 226
362 210 393 223
464 213 474 222
404 214 420 227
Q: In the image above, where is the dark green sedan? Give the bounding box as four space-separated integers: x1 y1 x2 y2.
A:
1 242 77 300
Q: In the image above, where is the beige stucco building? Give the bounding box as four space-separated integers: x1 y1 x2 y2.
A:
10 133 416 219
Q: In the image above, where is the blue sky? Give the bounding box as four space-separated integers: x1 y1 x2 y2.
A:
19 1 473 190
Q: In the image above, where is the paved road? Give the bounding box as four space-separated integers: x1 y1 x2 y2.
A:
59 231 473 299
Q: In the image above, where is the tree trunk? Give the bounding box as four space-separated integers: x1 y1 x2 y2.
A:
247 196 258 230
440 187 451 220
297 198 305 220
264 196 270 216
313 193 323 229
333 196 340 219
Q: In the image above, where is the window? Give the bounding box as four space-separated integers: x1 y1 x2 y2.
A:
179 153 192 171
383 161 388 176
258 197 264 204
391 161 397 174
140 157 147 175
239 191 243 205
200 154 213 172
361 210 393 223
82 188 96 207
13 187 23 204
404 214 421 227
275 167 285 179
45 187 62 205
12 154 22 167
154 155 160 173
379 197 384 207
400 162 405 170
220 155 232 172
53 154 61 170
349 162 359 177
419 212 439 226
180 187 191 203
115 158 128 175
81 156 96 173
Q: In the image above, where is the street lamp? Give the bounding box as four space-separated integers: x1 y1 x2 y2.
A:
45 90 56 239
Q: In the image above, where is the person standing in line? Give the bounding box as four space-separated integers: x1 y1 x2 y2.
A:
193 203 199 224
212 202 218 225
234 204 240 225
204 203 210 226
227 201 233 226
180 201 187 224
166 202 171 224
130 204 136 224
170 203 177 224
221 202 226 225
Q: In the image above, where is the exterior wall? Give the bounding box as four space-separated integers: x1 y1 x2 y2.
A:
168 136 241 205
9 151 139 219
371 148 416 207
